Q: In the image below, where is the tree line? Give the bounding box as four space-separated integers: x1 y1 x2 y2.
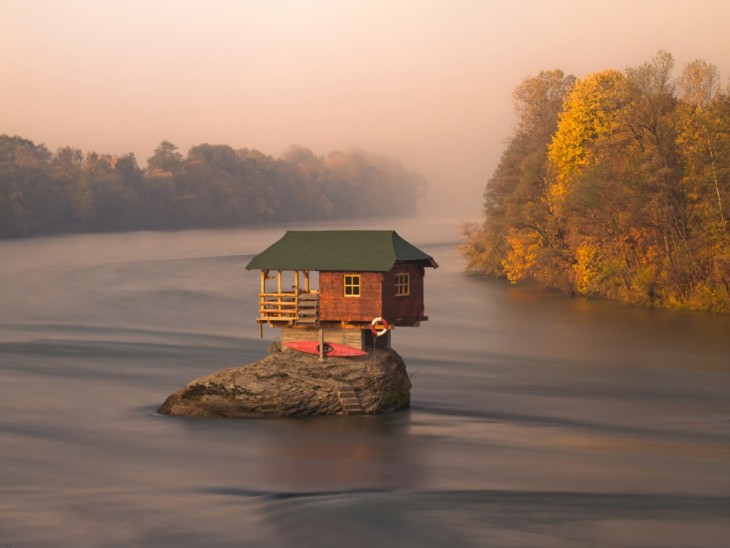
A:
461 51 730 312
0 138 427 238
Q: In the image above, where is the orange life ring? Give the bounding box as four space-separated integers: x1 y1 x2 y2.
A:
370 316 389 337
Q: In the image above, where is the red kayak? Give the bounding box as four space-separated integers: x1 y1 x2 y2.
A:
284 340 368 357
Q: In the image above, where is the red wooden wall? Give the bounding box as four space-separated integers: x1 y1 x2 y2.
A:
319 264 426 325
382 263 425 324
319 271 383 323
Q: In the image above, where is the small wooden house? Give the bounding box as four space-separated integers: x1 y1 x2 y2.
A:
246 230 438 349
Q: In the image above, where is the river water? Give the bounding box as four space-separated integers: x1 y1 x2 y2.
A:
1 217 728 547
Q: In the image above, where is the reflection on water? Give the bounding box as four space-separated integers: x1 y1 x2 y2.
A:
1 218 729 546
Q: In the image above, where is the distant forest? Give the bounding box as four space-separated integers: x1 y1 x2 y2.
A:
461 51 730 312
0 137 426 238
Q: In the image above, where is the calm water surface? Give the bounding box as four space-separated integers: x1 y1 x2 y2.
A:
1 218 728 547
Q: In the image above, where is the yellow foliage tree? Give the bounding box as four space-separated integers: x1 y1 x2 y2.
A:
547 70 630 206
573 240 601 295
501 229 541 283
461 52 730 312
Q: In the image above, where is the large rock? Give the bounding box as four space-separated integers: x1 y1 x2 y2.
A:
158 347 411 418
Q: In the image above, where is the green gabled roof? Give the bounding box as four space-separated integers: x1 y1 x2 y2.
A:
245 230 438 272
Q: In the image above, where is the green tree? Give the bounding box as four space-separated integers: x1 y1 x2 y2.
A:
147 141 182 173
0 135 52 236
0 136 427 238
52 146 91 227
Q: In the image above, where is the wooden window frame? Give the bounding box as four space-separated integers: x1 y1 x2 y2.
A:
395 272 410 296
343 273 361 297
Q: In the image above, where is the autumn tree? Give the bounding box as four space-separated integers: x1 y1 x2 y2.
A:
461 51 729 312
461 70 575 287
556 53 685 303
674 60 730 308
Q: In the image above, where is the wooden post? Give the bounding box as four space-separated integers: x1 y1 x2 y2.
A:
259 271 266 335
318 328 325 361
277 270 282 294
304 270 310 293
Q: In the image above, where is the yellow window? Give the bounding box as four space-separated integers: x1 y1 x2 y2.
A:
343 274 361 297
395 272 410 296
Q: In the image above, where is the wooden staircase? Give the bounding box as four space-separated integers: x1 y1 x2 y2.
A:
336 384 364 415
296 292 319 325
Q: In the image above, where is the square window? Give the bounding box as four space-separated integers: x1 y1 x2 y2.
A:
344 274 361 297
395 272 410 296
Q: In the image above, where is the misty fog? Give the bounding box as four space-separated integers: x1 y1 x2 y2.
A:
3 1 730 217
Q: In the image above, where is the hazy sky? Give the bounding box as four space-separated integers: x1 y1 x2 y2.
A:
3 0 730 218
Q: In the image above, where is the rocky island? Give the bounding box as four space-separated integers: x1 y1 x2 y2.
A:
158 347 411 418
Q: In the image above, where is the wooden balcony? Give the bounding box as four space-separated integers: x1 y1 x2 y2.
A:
257 290 319 326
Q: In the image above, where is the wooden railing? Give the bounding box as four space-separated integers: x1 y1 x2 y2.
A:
258 291 318 325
